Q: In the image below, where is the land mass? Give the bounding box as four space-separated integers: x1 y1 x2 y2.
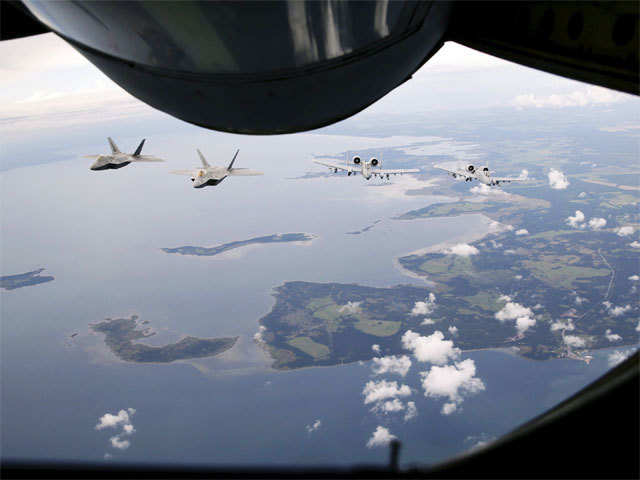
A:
162 233 315 257
91 315 238 363
0 268 54 290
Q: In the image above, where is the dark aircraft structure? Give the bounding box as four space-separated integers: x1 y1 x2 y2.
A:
1 1 638 478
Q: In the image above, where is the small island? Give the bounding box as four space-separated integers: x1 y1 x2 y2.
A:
1 268 54 290
90 315 238 363
162 233 315 257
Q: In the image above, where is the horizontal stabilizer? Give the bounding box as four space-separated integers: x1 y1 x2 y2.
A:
228 168 263 176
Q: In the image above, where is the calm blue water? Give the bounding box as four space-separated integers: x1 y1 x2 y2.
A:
1 126 632 466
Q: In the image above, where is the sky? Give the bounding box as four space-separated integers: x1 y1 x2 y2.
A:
0 32 637 140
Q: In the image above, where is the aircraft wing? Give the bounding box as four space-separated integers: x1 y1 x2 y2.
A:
377 168 419 175
313 160 359 173
491 176 528 183
133 155 164 162
434 164 472 179
82 155 101 159
228 168 263 176
169 169 196 176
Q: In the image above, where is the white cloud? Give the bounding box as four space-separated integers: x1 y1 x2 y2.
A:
616 226 634 237
548 169 569 189
631 241 640 248
608 350 634 368
470 184 510 198
628 275 639 281
488 221 514 234
402 330 460 365
515 229 529 236
374 399 406 414
495 302 534 323
566 210 585 228
448 326 459 336
609 304 632 317
441 402 458 415
366 426 396 448
339 301 362 315
637 321 640 332
420 359 485 414
96 408 136 430
253 325 267 344
404 401 417 422
444 243 479 257
371 355 412 377
515 316 536 335
362 380 412 405
564 335 586 348
306 419 322 433
605 329 622 342
550 319 575 332
514 275 523 280
410 293 436 316
109 436 130 450
578 192 587 198
588 217 607 231
371 344 381 354
575 295 587 305
532 303 543 310
421 318 435 325
512 86 628 108
498 294 512 302
104 453 113 460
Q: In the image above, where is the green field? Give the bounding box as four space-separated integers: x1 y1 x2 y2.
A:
287 336 330 359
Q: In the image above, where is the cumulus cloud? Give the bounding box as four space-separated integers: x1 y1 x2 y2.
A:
616 226 634 237
339 301 362 315
488 221 514 234
588 217 607 231
495 301 534 323
362 380 412 405
550 319 575 332
628 275 639 281
109 436 131 450
515 316 536 335
253 326 267 344
404 401 418 422
448 326 459 336
371 355 412 377
514 275 523 280
96 408 135 431
630 241 640 248
566 210 586 228
410 293 437 316
574 295 587 305
578 192 587 198
374 399 406 414
470 184 510 198
371 344 381 354
366 426 396 448
608 350 634 368
402 330 460 365
608 304 632 317
637 321 640 332
548 169 569 189
499 294 512 302
444 243 479 257
564 335 586 348
420 359 485 415
306 419 322 433
515 229 529 236
512 86 627 108
605 329 622 342
421 318 435 325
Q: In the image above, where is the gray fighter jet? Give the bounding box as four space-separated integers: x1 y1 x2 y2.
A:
171 149 263 188
84 137 164 171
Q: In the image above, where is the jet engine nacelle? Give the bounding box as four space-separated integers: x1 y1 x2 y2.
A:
353 156 361 164
467 165 475 173
481 166 489 174
370 158 379 167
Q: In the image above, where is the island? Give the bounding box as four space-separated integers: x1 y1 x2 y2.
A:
90 315 238 363
346 220 381 235
256 169 639 370
1 268 54 290
162 233 315 257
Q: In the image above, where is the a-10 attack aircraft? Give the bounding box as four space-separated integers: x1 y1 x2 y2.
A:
435 163 527 186
84 138 164 171
314 155 419 180
170 149 263 188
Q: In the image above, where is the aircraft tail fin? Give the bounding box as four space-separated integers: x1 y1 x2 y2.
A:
133 139 145 156
227 149 240 170
197 149 210 168
107 137 120 154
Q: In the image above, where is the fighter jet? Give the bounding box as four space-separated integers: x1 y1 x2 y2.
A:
314 156 418 181
170 149 263 188
435 163 527 187
84 138 164 171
